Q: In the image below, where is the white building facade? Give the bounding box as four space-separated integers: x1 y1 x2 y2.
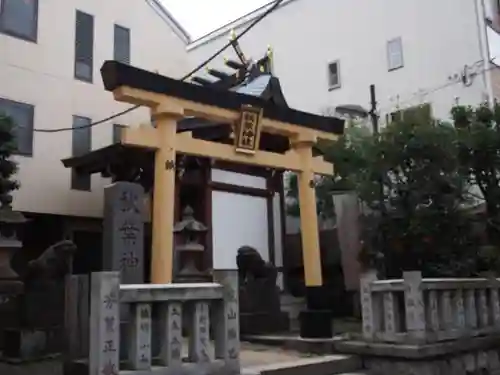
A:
188 0 500 124
0 0 190 218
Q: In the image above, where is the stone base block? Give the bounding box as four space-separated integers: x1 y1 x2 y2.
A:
1 328 62 362
240 312 289 335
335 336 500 375
299 310 332 338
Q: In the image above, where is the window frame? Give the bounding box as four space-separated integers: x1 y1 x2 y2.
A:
114 24 131 64
74 10 94 83
0 97 34 157
71 115 92 191
0 0 39 42
112 123 126 143
387 37 404 71
327 60 341 91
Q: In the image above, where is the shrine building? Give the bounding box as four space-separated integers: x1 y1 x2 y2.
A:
61 50 344 300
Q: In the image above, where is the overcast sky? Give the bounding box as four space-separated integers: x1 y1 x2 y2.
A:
159 0 270 39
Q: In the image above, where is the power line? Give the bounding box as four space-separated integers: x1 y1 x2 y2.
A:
378 58 500 115
33 0 284 134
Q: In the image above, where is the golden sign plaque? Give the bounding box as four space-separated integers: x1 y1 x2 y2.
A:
234 105 263 155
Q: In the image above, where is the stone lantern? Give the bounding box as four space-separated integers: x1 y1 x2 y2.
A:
0 196 27 298
173 206 208 283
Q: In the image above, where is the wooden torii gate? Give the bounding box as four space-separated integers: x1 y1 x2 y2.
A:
100 61 344 336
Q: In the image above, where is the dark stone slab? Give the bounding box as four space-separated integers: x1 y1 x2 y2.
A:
240 312 289 335
102 182 145 285
299 311 332 339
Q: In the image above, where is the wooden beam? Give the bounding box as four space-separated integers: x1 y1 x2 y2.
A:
121 125 160 149
119 127 334 175
175 133 333 175
113 86 339 142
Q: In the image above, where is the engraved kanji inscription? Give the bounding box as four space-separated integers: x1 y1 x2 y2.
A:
101 360 118 375
119 191 140 214
140 307 150 318
140 322 150 332
171 307 180 316
228 348 238 359
171 346 181 360
103 340 117 353
103 288 118 309
104 316 115 333
201 348 209 360
120 251 139 268
227 307 237 320
119 221 140 245
225 286 236 302
227 327 237 340
172 320 180 330
235 106 262 152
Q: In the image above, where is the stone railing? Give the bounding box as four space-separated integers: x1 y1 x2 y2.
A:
89 271 239 375
361 271 500 344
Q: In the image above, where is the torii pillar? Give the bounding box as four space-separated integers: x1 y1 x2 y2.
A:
149 103 183 284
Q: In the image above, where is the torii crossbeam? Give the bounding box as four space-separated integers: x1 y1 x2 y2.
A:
100 61 344 337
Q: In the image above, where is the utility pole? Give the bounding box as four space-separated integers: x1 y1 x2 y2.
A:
369 84 379 134
368 84 386 274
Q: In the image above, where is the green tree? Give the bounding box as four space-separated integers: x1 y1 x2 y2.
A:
452 103 500 244
287 114 480 277
0 113 20 207
285 120 373 220
370 119 477 277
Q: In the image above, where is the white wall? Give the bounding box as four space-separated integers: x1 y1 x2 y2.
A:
0 0 189 217
211 168 266 189
212 191 269 269
188 0 490 122
210 168 285 273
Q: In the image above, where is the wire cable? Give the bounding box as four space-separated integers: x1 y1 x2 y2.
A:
33 0 284 133
378 57 500 115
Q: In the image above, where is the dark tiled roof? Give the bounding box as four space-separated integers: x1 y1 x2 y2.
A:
177 73 288 132
101 61 344 134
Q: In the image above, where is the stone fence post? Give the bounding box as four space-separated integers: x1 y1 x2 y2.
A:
403 271 426 343
89 272 120 375
213 270 240 373
360 270 379 340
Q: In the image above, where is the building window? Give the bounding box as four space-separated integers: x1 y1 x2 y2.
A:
112 124 125 143
0 0 38 42
386 103 433 124
114 25 130 64
74 10 94 82
387 37 404 71
327 61 341 90
0 98 34 156
72 115 92 191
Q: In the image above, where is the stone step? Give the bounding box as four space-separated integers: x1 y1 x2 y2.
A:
242 354 362 375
